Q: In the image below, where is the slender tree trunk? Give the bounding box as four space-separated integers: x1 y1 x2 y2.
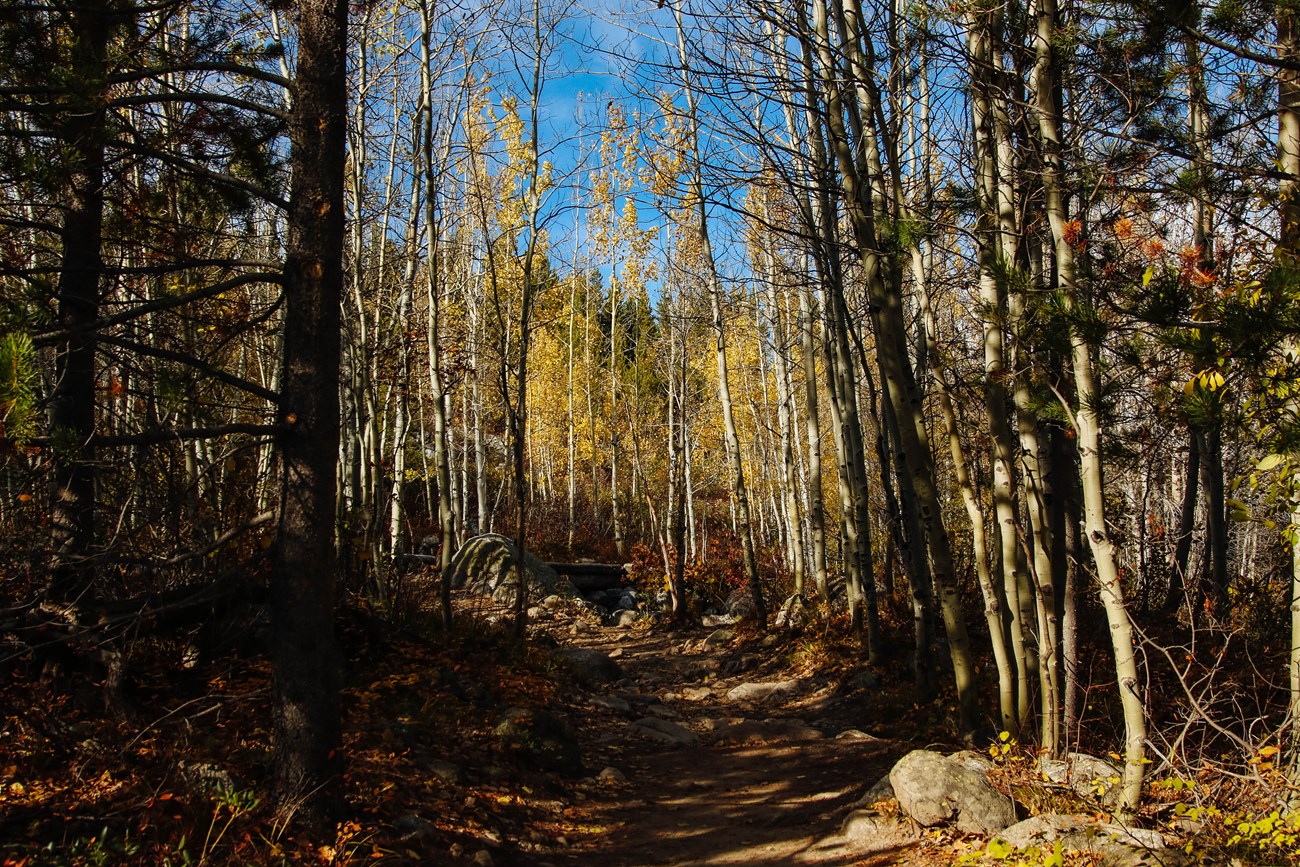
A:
675 7 766 629
1032 0 1144 813
1166 424 1200 613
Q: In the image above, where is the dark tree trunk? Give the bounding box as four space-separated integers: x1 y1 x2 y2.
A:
1199 425 1228 615
48 1 111 603
271 0 347 821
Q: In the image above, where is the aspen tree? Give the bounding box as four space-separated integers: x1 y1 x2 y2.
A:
1031 0 1146 813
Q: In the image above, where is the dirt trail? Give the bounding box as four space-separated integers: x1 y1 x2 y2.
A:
539 625 917 867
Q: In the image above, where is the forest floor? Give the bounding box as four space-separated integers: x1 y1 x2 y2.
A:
0 588 999 866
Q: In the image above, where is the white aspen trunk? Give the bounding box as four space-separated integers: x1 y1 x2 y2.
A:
567 273 577 552
609 260 624 558
968 8 1030 734
768 10 828 604
764 268 806 597
1033 0 1145 813
1277 5 1300 774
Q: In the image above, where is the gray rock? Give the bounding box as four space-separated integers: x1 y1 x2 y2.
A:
840 809 917 850
554 647 624 687
494 707 582 774
703 628 734 649
855 772 894 805
1038 753 1125 806
997 814 1173 865
447 534 577 606
527 606 545 620
890 749 1016 835
725 679 799 703
630 717 699 745
472 850 494 867
774 594 809 630
607 646 625 658
836 729 880 742
707 718 824 745
682 686 713 701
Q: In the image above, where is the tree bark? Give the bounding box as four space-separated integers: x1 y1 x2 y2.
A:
271 0 346 820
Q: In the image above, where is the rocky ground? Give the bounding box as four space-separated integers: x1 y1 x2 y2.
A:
541 623 910 866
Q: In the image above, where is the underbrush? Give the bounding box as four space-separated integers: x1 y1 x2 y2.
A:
0 599 580 866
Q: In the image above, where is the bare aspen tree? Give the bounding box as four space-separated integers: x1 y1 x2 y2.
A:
673 3 767 629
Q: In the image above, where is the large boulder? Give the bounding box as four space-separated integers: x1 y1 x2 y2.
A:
447 534 577 607
890 749 1017 836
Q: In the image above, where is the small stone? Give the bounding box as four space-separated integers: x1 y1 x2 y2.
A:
472 850 494 866
591 694 632 713
682 686 712 701
614 610 638 627
836 729 879 741
598 766 628 784
608 647 625 658
841 809 916 848
725 679 799 703
703 628 734 648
